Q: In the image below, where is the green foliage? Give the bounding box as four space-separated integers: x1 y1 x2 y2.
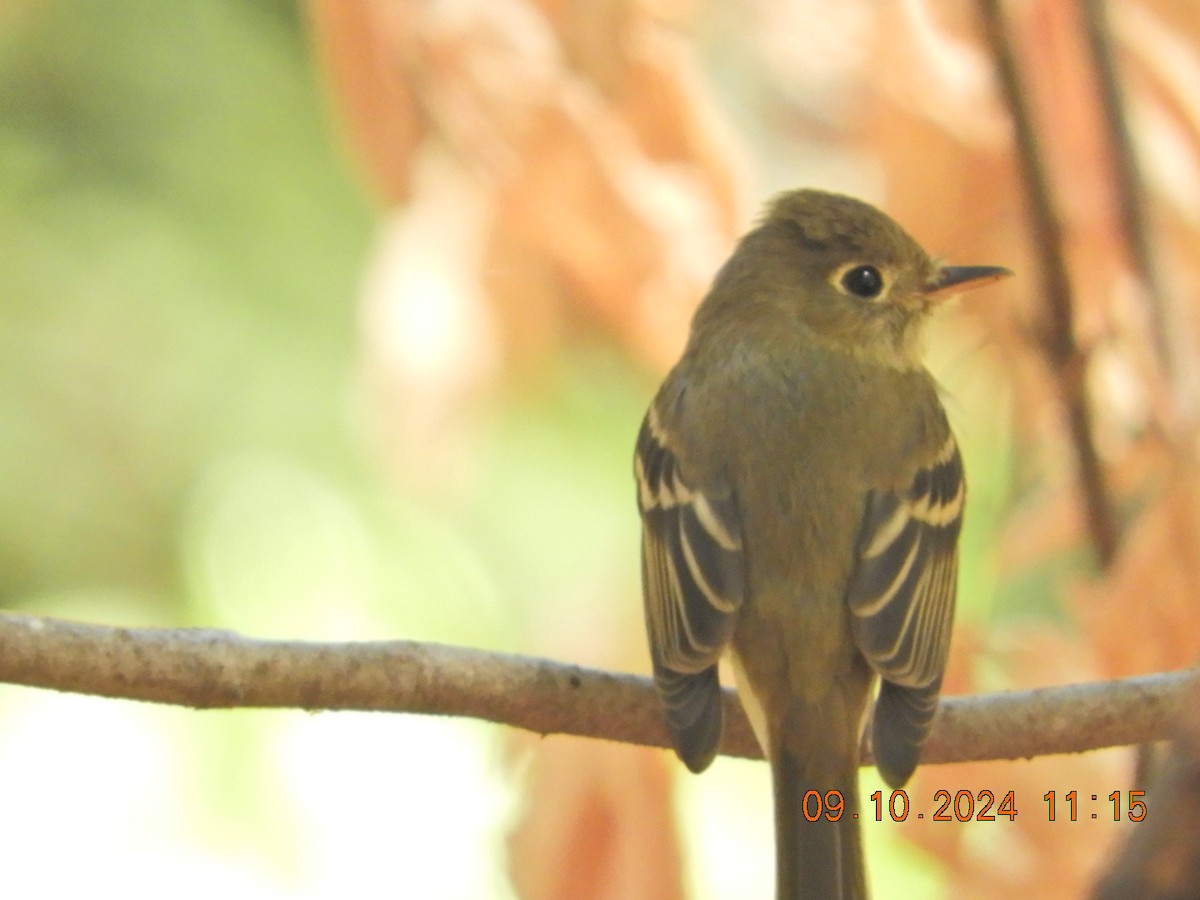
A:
0 0 371 606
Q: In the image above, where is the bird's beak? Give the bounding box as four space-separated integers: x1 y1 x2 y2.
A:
923 265 1013 303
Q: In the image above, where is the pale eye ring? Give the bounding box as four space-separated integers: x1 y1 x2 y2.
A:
840 264 884 299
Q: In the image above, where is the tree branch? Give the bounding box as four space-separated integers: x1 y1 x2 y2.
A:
1080 0 1175 386
0 611 1192 766
1095 679 1200 898
977 0 1120 568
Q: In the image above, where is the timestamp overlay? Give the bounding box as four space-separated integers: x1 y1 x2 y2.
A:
796 789 1148 823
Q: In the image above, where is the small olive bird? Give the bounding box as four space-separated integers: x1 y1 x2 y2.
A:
635 189 1009 898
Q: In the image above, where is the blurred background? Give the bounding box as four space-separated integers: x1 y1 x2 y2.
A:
2 0 1199 897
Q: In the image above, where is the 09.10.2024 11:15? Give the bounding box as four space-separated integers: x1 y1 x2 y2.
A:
793 789 1147 823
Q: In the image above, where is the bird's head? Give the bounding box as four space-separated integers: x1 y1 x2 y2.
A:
702 189 1011 369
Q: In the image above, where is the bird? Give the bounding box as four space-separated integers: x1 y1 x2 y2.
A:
634 188 1010 898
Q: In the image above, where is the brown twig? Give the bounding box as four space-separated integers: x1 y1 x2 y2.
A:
0 611 1192 766
1094 680 1200 899
977 0 1120 568
1080 0 1175 385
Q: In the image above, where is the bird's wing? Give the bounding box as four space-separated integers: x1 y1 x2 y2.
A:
847 432 963 787
635 400 745 773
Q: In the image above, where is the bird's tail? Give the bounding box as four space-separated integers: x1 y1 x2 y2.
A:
772 747 867 900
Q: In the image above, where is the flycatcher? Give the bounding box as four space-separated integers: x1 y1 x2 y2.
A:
635 189 1010 899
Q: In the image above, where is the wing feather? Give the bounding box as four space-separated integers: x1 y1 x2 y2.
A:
636 402 745 773
848 433 964 787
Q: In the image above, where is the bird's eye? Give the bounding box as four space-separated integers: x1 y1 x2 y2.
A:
840 265 884 299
